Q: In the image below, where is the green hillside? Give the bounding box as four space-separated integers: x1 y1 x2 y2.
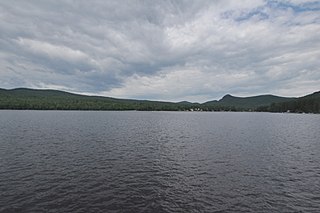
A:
0 88 319 113
0 88 187 111
266 91 320 113
203 94 294 111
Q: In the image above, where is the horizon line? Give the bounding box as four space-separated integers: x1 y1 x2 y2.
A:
1 87 319 104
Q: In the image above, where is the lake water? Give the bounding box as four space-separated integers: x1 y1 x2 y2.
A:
0 111 319 212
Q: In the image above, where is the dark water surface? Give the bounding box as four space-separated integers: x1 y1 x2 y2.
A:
0 111 319 212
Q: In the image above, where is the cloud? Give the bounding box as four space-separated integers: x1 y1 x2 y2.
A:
102 66 256 102
16 38 91 63
0 0 319 101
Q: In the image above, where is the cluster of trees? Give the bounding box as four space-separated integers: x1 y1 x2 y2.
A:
0 90 193 111
0 88 319 113
257 94 320 113
0 97 179 111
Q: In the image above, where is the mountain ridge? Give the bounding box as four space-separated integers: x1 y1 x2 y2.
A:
204 93 295 110
0 88 319 113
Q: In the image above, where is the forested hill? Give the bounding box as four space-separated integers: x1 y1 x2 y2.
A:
0 88 319 113
264 91 320 113
0 88 187 111
203 94 294 110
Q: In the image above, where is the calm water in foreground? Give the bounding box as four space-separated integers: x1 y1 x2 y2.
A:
0 111 319 212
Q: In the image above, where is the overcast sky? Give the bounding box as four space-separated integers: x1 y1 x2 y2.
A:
1 0 319 102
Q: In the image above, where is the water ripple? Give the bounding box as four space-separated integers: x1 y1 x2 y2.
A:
0 111 319 212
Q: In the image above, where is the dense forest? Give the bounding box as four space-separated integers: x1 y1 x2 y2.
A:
0 88 193 111
0 88 319 113
258 91 320 113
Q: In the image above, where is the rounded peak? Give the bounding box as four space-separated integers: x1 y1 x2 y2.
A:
222 94 234 99
219 94 235 101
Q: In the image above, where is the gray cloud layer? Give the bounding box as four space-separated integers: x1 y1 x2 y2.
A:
1 0 320 102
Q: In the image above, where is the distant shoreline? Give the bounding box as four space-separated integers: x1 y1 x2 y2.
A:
0 109 318 115
1 88 319 113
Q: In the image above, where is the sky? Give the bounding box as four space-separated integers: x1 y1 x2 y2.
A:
0 0 320 102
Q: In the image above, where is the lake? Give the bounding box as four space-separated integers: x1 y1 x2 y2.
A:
0 111 319 212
